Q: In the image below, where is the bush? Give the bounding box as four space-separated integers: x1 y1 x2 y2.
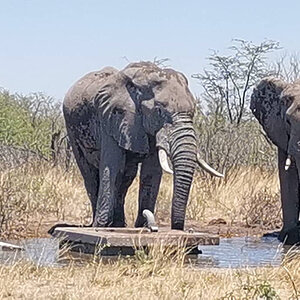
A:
0 89 64 158
195 110 277 174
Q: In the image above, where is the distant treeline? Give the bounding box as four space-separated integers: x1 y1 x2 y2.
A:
2 39 299 173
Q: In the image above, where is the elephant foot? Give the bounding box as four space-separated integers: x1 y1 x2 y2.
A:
48 223 92 235
262 231 280 238
171 221 184 231
279 226 300 245
134 216 147 228
111 220 126 227
92 216 126 228
92 214 113 227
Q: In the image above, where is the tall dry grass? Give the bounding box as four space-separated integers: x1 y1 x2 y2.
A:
0 161 281 239
0 248 299 299
1 161 299 300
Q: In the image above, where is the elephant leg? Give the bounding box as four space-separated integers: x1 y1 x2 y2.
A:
68 132 99 222
93 134 126 227
112 157 139 227
278 148 300 243
135 150 162 227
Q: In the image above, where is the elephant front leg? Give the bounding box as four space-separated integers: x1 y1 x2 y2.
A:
135 150 162 227
278 148 300 244
93 136 126 227
113 160 138 227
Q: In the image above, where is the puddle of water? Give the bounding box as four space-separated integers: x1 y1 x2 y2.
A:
196 236 298 268
23 238 60 266
0 238 61 266
0 236 299 268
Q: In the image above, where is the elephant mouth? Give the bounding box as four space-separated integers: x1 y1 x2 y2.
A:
158 147 224 178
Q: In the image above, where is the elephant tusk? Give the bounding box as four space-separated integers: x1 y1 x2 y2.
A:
158 149 173 174
142 209 158 232
285 155 292 171
197 154 224 178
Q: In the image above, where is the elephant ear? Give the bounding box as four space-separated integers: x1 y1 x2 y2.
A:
94 71 149 154
250 77 289 150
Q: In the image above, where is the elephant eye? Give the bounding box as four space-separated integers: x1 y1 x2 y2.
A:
126 81 136 94
112 107 124 115
151 79 165 89
151 80 161 86
155 101 167 108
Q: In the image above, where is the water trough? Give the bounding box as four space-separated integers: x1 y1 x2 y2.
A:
50 226 220 256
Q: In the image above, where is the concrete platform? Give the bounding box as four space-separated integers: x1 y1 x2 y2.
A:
51 227 220 256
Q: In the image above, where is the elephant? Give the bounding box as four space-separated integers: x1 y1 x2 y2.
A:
250 77 300 244
63 61 223 231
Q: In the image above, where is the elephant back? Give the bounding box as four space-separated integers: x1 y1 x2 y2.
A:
63 67 118 113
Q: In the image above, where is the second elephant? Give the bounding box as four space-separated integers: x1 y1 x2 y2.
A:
251 77 300 244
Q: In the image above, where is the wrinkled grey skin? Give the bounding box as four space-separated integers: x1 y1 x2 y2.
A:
251 77 300 244
63 62 197 230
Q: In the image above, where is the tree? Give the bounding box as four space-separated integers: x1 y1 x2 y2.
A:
192 40 282 173
192 39 280 126
273 52 300 83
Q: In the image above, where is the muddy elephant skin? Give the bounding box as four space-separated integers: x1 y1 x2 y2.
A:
251 77 300 244
63 62 222 230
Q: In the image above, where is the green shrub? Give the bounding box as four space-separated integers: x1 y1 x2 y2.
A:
0 89 64 158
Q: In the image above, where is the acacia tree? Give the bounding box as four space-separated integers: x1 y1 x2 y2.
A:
193 39 280 126
192 40 283 172
274 53 300 83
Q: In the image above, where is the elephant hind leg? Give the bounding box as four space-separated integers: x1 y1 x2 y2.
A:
68 131 100 223
94 134 126 227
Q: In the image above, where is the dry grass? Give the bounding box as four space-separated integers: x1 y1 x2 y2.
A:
0 162 281 239
0 162 90 239
157 167 280 229
0 248 299 299
1 162 299 300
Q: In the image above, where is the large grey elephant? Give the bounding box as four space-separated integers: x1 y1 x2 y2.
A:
251 77 300 244
63 62 223 230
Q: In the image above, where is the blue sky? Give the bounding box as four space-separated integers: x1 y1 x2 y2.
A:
1 0 300 100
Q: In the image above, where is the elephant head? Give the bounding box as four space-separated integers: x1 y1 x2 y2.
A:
250 77 300 170
251 77 300 243
123 62 225 229
93 62 223 230
250 77 289 150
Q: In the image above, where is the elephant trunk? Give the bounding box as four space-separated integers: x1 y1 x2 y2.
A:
169 112 197 230
285 107 300 172
285 130 300 177
287 133 300 180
